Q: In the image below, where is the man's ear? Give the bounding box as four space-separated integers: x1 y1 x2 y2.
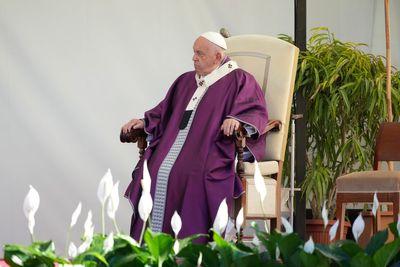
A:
215 51 222 62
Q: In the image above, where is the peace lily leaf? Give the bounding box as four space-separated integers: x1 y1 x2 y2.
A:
278 233 302 262
144 229 174 266
373 238 400 267
171 210 182 237
350 252 373 267
329 219 339 242
213 198 228 235
315 243 350 262
372 192 379 218
352 213 365 243
212 231 253 266
365 229 388 256
97 168 113 205
253 160 267 202
70 202 82 228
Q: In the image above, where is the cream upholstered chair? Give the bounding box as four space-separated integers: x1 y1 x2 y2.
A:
225 35 299 230
336 122 400 240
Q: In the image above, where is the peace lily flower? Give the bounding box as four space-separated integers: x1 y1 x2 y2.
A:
107 181 121 234
23 185 40 241
97 168 114 235
253 160 267 202
84 210 94 240
321 200 328 229
397 214 400 235
173 240 180 254
303 236 315 254
171 211 182 237
68 242 78 258
138 163 154 244
236 207 244 236
78 237 92 254
281 216 293 234
329 219 339 241
213 198 229 235
352 213 365 243
372 191 379 217
11 255 23 266
197 252 203 267
275 246 280 260
141 160 151 194
70 202 82 228
103 232 114 254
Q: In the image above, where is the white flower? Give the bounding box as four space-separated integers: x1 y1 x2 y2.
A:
352 213 365 243
23 185 40 235
197 252 203 267
50 241 55 252
138 192 153 222
275 246 280 260
107 181 120 220
97 168 114 205
141 160 151 194
70 202 82 228
251 235 260 246
11 255 23 266
372 192 379 217
78 237 92 254
235 207 244 235
173 240 180 254
321 200 328 229
281 217 293 234
68 242 78 258
329 219 339 241
171 211 182 237
253 160 267 202
303 236 315 254
397 214 400 235
213 198 228 235
103 232 114 254
84 210 94 239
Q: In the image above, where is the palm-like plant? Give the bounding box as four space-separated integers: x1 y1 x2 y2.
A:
297 28 400 219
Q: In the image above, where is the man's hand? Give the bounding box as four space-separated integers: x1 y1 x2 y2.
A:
121 118 144 133
220 118 240 136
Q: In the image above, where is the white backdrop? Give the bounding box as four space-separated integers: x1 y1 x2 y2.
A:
0 0 398 253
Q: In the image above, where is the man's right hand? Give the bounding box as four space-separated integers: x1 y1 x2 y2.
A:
121 118 144 133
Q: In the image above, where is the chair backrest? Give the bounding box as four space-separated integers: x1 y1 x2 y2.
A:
374 122 400 169
226 35 299 161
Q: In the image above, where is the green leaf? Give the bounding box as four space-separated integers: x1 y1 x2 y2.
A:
278 233 302 263
364 229 388 256
144 229 174 266
372 238 400 267
350 252 373 267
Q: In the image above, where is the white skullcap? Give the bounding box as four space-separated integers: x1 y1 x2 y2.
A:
200 31 227 50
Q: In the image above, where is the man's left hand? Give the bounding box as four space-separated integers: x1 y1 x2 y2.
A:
221 118 240 136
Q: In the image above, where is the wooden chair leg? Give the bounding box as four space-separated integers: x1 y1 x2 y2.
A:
393 193 400 222
336 196 346 240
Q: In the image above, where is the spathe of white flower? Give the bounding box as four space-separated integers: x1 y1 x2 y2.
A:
171 211 182 238
138 192 153 222
70 202 82 228
213 198 229 235
303 236 315 254
236 207 244 235
329 219 340 241
84 210 94 240
252 235 260 246
321 201 328 229
107 181 120 220
173 240 180 254
11 255 23 266
397 214 400 235
281 217 293 234
352 213 365 243
97 168 114 205
275 246 280 260
68 242 78 258
78 237 92 254
372 192 379 217
141 160 151 194
197 252 203 267
23 185 40 240
103 232 114 254
253 160 267 202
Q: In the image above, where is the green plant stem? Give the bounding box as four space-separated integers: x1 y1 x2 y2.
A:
260 198 270 233
139 219 147 245
102 204 105 236
64 227 71 257
113 218 120 235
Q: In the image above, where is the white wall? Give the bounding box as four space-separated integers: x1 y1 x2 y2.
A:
0 0 398 254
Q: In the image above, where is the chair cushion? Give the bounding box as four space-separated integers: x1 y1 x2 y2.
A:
336 170 400 192
243 160 279 176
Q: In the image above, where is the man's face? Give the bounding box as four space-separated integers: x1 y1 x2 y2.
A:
192 37 220 76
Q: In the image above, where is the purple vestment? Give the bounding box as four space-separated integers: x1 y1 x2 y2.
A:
125 62 268 242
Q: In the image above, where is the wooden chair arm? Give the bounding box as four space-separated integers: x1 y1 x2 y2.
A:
120 128 148 159
265 119 282 133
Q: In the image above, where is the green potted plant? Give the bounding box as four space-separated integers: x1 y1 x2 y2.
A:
295 27 400 242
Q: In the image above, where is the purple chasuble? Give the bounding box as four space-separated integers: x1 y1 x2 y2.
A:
124 61 268 242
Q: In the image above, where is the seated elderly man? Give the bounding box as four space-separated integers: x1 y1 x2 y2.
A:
122 32 268 242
